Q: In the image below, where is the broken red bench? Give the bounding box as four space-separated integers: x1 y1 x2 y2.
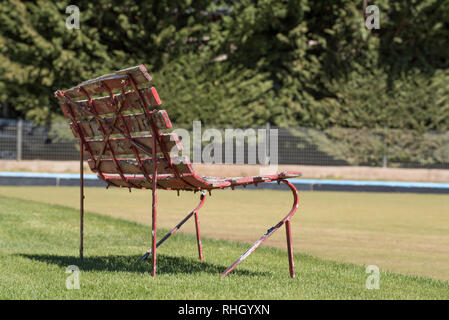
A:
54 64 300 278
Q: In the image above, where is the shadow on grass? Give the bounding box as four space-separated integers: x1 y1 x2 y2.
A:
18 253 268 277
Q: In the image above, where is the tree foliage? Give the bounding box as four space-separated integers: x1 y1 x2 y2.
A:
0 0 448 131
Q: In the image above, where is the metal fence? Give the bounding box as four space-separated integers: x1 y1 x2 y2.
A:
0 118 79 161
1 118 448 168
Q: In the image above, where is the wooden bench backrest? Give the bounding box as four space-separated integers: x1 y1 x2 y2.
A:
54 65 199 189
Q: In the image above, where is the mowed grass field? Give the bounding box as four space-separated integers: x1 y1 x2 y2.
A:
0 193 448 299
0 186 448 282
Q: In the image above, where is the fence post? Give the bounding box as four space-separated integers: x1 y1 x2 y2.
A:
266 122 270 164
382 125 387 168
16 118 23 161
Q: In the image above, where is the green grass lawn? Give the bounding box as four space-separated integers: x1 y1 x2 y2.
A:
1 187 448 281
0 194 448 299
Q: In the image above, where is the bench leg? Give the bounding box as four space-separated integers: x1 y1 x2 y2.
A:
194 210 203 261
79 140 84 261
221 180 299 278
285 220 295 278
140 191 207 261
151 190 157 276
151 136 158 277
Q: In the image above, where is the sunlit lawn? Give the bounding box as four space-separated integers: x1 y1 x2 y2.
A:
0 186 448 282
1 194 448 299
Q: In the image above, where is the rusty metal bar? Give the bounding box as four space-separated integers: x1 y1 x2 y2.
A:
151 131 158 277
80 140 84 260
285 220 294 278
139 191 207 261
221 180 299 278
194 210 203 261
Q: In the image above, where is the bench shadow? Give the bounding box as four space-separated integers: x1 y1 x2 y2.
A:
18 253 269 277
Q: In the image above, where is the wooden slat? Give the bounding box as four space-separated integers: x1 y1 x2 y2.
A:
183 174 229 188
151 110 172 130
84 133 182 156
71 110 171 138
61 87 161 119
62 65 152 99
88 156 192 175
101 174 181 190
157 176 210 190
102 174 210 190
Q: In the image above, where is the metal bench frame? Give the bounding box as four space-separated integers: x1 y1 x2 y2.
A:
55 65 300 278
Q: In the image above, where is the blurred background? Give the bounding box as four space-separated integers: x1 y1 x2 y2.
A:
0 0 449 172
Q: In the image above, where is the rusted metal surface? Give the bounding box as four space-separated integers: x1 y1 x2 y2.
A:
151 131 158 276
139 191 207 262
285 220 295 278
79 140 84 260
221 180 299 278
194 209 203 261
55 64 301 277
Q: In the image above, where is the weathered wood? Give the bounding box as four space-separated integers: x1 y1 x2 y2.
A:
151 110 172 130
62 65 152 99
85 133 182 156
88 156 192 175
71 110 171 138
103 174 211 190
61 87 161 119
